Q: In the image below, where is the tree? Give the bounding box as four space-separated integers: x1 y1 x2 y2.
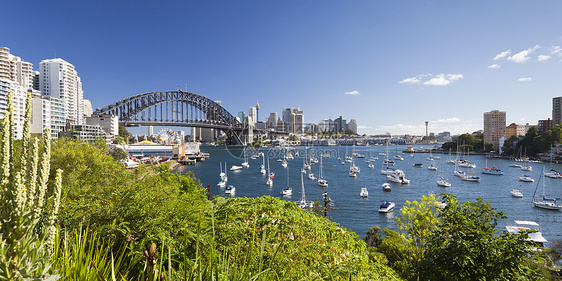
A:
417 194 543 280
484 142 494 152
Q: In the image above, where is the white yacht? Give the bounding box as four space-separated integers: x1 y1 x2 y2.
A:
318 156 328 187
387 169 410 184
360 187 368 197
230 165 243 171
378 201 395 213
436 176 451 187
382 183 391 192
518 175 534 182
224 185 235 195
506 221 548 248
511 189 523 198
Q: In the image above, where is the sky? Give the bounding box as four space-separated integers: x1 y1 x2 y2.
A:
3 0 562 136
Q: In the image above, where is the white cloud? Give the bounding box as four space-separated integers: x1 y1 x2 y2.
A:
493 50 511 60
344 90 360 96
357 125 371 129
538 55 551 61
488 64 500 69
518 77 532 82
508 45 540 63
433 117 460 123
400 73 463 86
551 46 562 56
399 77 421 84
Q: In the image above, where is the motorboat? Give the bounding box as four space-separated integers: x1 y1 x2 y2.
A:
518 175 534 182
509 163 522 168
378 201 395 213
230 165 243 171
368 163 374 169
224 185 236 195
506 221 548 248
121 158 139 169
382 183 391 192
436 177 451 187
412 163 423 168
461 175 481 182
360 187 368 197
458 161 476 168
386 169 410 184
511 189 523 198
393 155 404 161
281 187 292 195
349 170 357 177
308 173 317 180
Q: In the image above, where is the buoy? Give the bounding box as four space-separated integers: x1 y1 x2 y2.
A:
333 165 336 167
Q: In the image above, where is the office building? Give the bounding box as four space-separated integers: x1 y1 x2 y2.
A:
40 58 84 125
248 106 257 126
348 119 358 134
483 110 506 151
282 107 304 134
83 99 93 117
267 112 278 129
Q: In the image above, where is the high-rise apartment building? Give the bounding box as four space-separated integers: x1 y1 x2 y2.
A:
40 58 84 125
30 92 65 139
267 112 278 129
483 110 506 151
553 96 562 125
248 106 257 126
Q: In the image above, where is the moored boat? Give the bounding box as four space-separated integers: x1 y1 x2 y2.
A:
511 189 523 198
378 201 395 213
360 187 368 197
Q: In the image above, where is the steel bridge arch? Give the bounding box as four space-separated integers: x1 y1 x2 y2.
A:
93 90 242 128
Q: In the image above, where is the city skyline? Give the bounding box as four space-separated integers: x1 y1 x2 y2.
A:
3 1 562 135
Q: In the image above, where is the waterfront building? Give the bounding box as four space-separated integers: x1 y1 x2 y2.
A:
436 131 452 142
59 124 112 143
538 118 553 133
483 110 506 152
506 124 526 138
30 92 65 139
553 96 562 125
83 99 93 118
85 114 119 137
318 119 336 133
276 120 285 132
524 123 535 135
334 116 347 133
348 119 358 134
40 58 84 125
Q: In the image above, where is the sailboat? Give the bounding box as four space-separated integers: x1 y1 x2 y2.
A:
266 159 273 186
413 152 423 168
349 158 357 177
241 151 249 168
532 167 561 210
281 167 292 195
481 159 503 175
296 172 313 209
260 156 266 174
217 162 228 187
303 148 311 171
436 158 451 187
381 141 395 175
318 156 328 187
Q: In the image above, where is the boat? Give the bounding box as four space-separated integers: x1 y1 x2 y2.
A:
511 189 523 198
532 167 561 210
121 158 140 169
224 185 235 195
218 162 228 186
506 220 548 248
509 163 522 168
368 163 374 169
382 183 391 192
387 169 410 184
412 153 422 167
260 156 266 174
461 174 481 182
266 159 273 186
349 169 357 177
481 167 503 175
281 160 288 168
427 163 437 171
318 156 328 187
378 201 395 213
393 155 404 161
281 167 292 195
521 162 532 171
241 153 249 168
360 187 368 197
381 141 395 174
545 169 562 179
436 176 451 187
308 173 317 180
217 180 226 187
518 175 534 182
296 172 314 209
230 165 243 171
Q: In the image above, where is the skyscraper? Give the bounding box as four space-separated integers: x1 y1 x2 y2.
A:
282 107 304 134
40 58 84 125
267 112 278 129
483 110 506 151
248 106 257 126
348 119 358 134
553 96 562 125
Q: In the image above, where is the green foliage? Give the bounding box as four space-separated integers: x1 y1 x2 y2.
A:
484 142 495 152
0 93 62 280
416 194 543 280
211 196 400 280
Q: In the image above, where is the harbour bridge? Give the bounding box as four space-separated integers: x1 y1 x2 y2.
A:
93 90 284 144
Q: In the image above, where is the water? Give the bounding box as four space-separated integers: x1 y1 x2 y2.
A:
174 145 562 243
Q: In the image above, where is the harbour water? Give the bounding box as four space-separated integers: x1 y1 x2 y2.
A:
174 145 562 243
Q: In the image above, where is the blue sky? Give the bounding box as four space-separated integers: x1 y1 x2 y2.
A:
3 0 562 135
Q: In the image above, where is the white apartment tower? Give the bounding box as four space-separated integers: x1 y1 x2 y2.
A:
40 58 84 125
